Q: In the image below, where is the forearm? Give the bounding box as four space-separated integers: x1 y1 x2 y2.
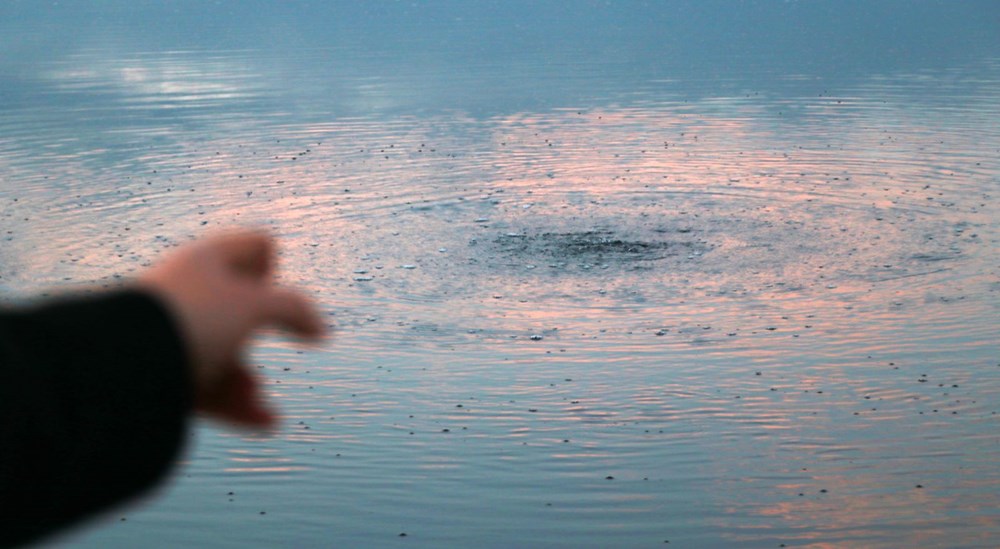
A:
0 290 192 547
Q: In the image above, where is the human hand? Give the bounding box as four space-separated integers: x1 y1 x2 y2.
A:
138 230 324 428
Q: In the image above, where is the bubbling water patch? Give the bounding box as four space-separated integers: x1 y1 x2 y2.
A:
491 229 702 267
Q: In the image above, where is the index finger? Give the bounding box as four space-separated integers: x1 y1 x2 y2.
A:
260 288 326 341
207 229 275 280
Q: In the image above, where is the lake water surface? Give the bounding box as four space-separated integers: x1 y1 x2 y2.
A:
2 2 999 547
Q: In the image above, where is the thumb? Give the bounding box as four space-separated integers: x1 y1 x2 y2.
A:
196 362 277 429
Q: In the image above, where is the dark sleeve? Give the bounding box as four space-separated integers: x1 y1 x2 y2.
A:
0 290 192 547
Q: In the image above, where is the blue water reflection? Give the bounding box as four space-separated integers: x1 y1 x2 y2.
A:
2 2 999 548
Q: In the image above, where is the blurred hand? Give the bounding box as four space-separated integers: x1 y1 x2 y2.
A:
138 230 324 428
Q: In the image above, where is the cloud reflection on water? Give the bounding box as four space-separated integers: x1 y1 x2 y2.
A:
1 41 999 547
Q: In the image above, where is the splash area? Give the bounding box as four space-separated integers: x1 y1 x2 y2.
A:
2 2 998 547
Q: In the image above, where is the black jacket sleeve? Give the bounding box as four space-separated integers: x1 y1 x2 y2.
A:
0 290 192 547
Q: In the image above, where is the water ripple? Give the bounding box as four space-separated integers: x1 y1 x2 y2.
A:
4 47 999 548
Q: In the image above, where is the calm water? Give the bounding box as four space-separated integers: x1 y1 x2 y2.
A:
3 2 999 547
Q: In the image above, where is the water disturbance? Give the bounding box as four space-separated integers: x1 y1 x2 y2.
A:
1 2 998 547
